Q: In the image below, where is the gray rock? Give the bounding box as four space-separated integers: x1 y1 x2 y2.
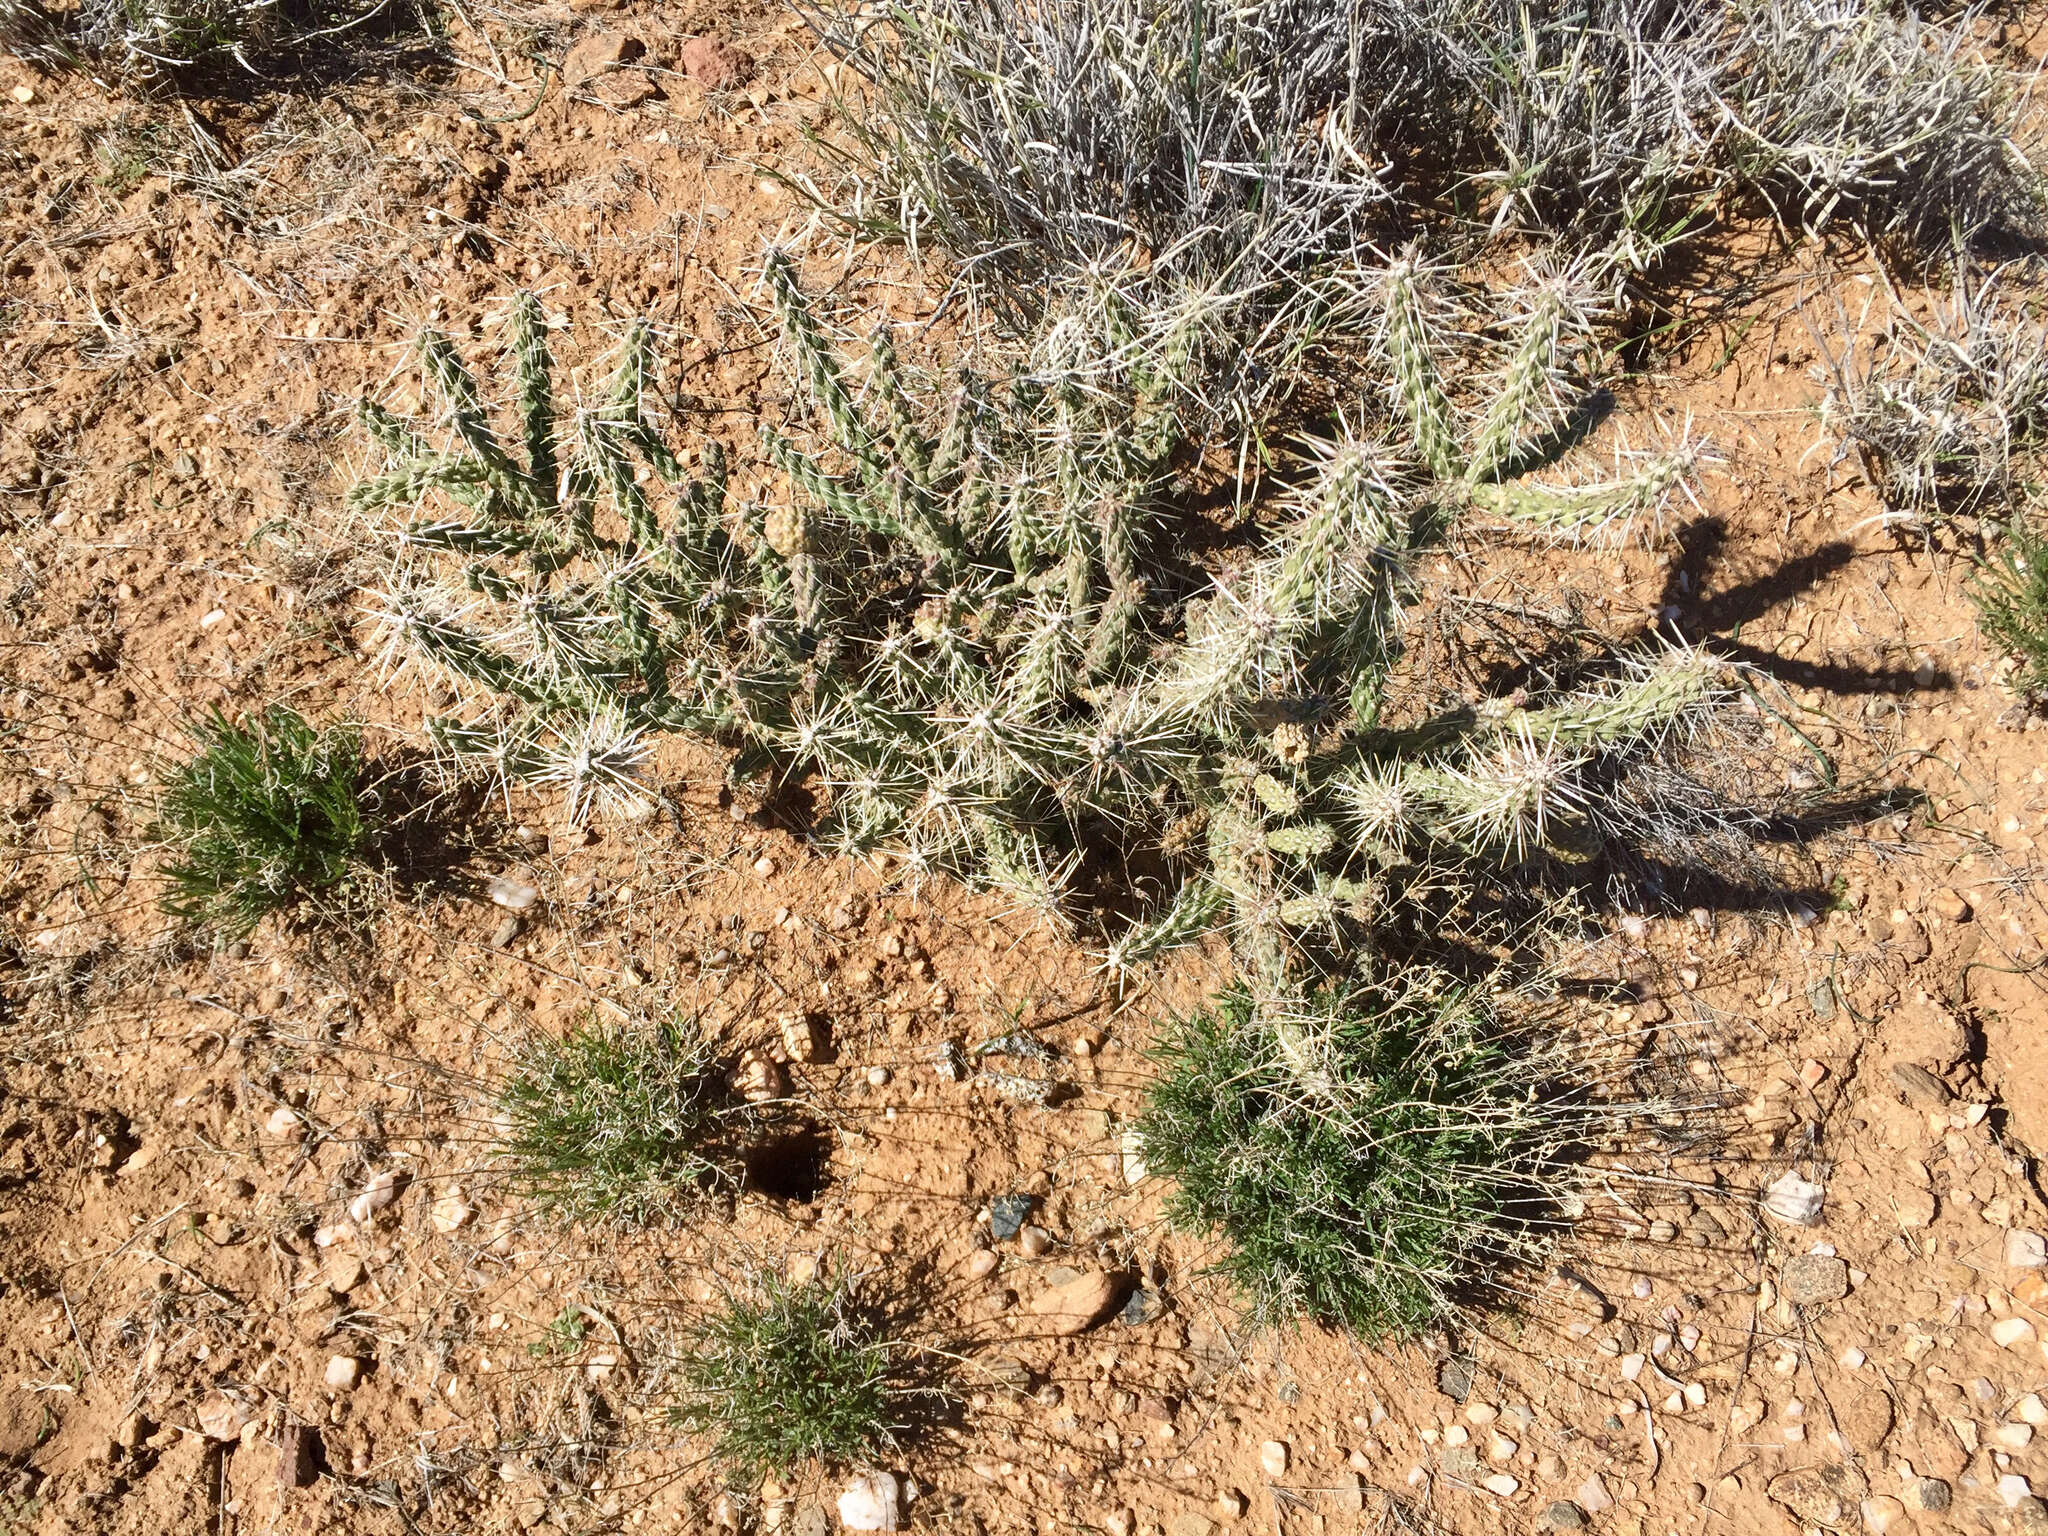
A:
1890 1062 1952 1106
1766 1463 1863 1527
1440 1444 1484 1482
1121 1287 1166 1326
1438 1357 1476 1402
1781 1254 1850 1306
990 1195 1033 1241
1908 1477 1951 1512
789 1506 830 1536
1536 1502 1588 1532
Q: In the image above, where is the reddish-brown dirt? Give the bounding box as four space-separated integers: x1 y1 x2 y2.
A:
3 10 2048 1536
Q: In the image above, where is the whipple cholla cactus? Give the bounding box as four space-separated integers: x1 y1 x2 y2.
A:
362 258 1731 976
358 293 737 820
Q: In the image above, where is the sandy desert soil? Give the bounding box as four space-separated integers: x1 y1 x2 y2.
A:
4 9 2048 1536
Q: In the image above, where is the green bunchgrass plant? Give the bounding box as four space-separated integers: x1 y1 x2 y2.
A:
1975 514 2048 705
672 1271 897 1480
493 1016 743 1226
1136 974 1674 1335
156 706 374 938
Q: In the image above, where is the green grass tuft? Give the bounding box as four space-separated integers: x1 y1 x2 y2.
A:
493 1016 741 1226
1137 976 1589 1336
156 706 374 938
1976 514 2048 704
672 1271 897 1480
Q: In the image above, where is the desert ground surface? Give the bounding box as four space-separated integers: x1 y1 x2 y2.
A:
5 6 2048 1536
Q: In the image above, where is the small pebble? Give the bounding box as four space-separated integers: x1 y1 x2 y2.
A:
1763 1169 1825 1225
197 1396 248 1442
781 1014 828 1063
989 1195 1033 1241
348 1171 399 1225
431 1186 474 1234
866 1066 891 1087
1259 1440 1289 1477
278 1423 320 1489
326 1254 366 1293
1993 1316 2038 1350
487 874 539 911
1481 1473 1519 1497
753 856 776 878
837 1472 902 1531
324 1356 362 1391
1930 887 1972 922
1780 1254 1850 1305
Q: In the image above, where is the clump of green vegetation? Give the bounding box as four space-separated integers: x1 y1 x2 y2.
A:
157 706 374 938
1976 514 2048 705
1137 976 1655 1335
672 1271 897 1480
494 1016 743 1225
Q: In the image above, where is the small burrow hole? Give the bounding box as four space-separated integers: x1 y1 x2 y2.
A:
744 1120 833 1203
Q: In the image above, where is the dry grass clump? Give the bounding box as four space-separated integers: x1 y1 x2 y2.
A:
1820 262 2048 527
805 0 2040 321
1717 0 2043 247
799 0 1393 429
